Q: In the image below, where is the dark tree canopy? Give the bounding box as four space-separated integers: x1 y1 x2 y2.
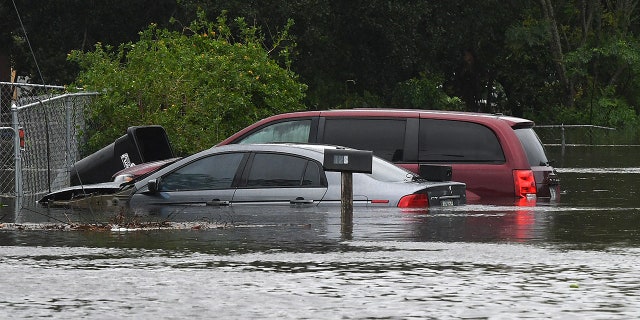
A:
2 0 640 129
2 0 182 84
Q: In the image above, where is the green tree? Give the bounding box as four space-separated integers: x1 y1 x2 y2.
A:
6 0 640 129
506 0 640 127
180 0 436 109
69 12 306 156
390 72 464 110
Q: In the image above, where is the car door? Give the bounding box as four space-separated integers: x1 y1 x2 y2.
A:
232 152 328 206
133 152 246 206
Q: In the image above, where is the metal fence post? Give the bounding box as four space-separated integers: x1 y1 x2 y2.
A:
65 95 72 170
11 102 22 197
0 85 97 197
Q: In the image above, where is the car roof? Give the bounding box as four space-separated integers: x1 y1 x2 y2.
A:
205 142 351 158
217 108 536 147
257 108 533 126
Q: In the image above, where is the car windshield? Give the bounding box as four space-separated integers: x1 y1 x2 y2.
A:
514 128 550 166
369 156 416 182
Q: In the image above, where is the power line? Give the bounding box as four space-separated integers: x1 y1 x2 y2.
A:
11 0 46 84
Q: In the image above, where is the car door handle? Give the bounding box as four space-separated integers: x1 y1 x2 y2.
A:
206 199 230 206
290 197 315 205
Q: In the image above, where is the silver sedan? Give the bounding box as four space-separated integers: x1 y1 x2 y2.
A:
126 143 466 208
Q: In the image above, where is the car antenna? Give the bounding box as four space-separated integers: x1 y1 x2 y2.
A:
71 163 88 197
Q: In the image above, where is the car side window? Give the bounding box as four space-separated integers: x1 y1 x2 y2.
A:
323 118 406 162
418 119 505 163
160 153 244 191
245 153 323 187
237 120 311 144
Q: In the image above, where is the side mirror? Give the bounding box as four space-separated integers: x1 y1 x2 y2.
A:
147 178 160 193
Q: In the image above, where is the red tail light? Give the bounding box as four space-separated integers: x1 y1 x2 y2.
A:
513 169 537 198
397 193 429 208
18 128 25 150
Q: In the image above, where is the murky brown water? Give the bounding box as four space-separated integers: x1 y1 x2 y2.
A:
1 144 640 318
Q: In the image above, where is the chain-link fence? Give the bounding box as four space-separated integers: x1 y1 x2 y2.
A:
0 82 98 197
535 124 640 147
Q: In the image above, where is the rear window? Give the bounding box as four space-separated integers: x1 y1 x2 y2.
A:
514 128 549 166
323 118 406 161
418 119 505 163
368 157 415 182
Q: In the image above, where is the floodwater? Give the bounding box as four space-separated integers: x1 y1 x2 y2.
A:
1 144 640 319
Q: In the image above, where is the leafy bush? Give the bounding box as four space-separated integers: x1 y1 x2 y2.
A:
540 85 639 129
390 72 465 110
68 12 307 156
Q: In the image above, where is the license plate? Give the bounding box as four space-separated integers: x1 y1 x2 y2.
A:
549 187 557 201
440 199 454 207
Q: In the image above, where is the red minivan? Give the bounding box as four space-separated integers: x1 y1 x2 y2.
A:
217 109 560 204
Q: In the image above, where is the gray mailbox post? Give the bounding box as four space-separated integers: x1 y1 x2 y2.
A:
323 148 373 236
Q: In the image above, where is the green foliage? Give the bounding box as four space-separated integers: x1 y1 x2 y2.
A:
557 35 640 128
68 12 306 156
517 2 640 127
8 1 640 129
539 85 638 128
342 90 385 109
390 72 465 110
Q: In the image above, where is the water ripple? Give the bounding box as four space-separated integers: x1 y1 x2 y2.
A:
0 243 639 318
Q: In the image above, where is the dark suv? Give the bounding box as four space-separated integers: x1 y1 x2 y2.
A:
218 109 560 203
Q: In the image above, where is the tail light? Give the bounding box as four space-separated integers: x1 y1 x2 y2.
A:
513 169 536 198
397 193 429 208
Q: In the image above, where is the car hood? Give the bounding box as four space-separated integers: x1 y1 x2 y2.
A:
38 181 126 204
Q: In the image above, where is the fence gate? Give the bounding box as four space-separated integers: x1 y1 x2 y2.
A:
0 82 97 198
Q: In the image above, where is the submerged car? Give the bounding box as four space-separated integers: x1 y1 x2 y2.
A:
217 108 561 202
40 144 466 208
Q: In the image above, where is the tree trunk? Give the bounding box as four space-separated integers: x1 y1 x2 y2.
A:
540 0 574 107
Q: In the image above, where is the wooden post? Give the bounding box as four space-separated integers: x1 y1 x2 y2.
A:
341 172 353 238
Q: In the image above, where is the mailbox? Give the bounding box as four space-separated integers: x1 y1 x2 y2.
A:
70 125 174 185
323 148 372 173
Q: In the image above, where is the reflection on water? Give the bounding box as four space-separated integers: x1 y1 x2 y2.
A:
2 145 640 318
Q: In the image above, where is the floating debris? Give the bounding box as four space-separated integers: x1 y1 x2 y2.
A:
0 221 230 231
